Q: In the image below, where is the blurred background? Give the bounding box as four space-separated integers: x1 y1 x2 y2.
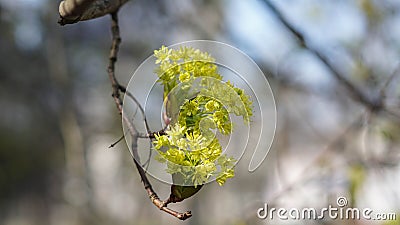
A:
0 0 399 224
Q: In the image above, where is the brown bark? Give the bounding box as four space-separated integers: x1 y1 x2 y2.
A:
58 0 130 25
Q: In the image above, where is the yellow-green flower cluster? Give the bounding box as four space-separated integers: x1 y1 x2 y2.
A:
153 46 254 186
199 80 253 123
154 123 231 186
154 46 222 98
178 96 232 136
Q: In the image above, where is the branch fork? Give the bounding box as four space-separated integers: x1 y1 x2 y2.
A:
105 11 192 221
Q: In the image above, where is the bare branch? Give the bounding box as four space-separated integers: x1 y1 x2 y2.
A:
380 62 400 99
261 0 383 111
107 12 123 113
138 130 167 139
58 0 130 25
119 86 152 135
105 12 192 220
109 135 125 148
130 134 192 220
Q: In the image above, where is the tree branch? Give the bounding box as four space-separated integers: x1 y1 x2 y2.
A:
106 12 192 220
119 86 151 134
138 130 167 139
107 12 123 112
58 0 130 25
380 62 400 99
130 134 192 220
261 0 383 111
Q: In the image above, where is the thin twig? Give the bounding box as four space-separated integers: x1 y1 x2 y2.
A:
119 85 154 169
106 11 192 220
119 86 151 134
380 62 400 99
138 130 167 138
109 134 125 148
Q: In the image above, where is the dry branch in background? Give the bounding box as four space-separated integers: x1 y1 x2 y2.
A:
58 0 130 25
261 0 384 112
